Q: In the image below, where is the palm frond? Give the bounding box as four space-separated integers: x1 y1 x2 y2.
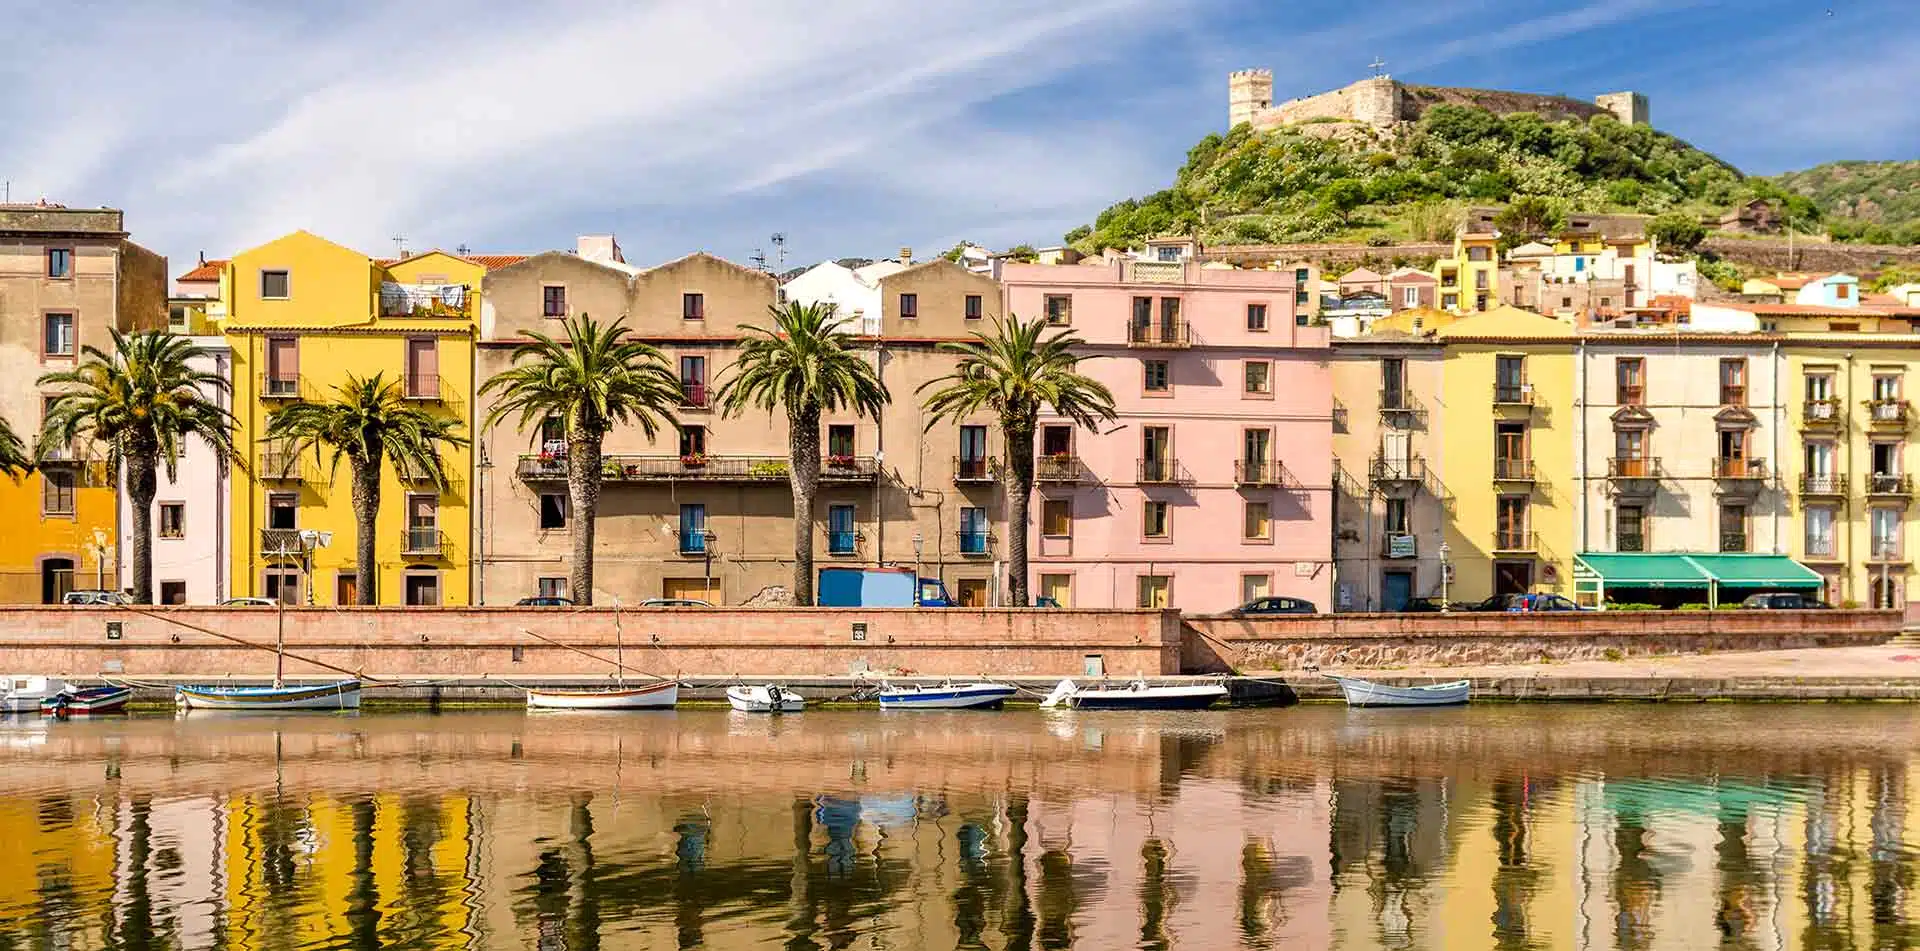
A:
714 300 891 424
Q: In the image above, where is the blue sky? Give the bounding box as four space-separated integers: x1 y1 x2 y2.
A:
3 0 1912 273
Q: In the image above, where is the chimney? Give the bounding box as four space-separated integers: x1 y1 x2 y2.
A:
197 250 206 265
899 246 912 266
576 234 623 264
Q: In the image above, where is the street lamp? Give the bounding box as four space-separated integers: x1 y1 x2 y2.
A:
1438 542 1452 612
270 530 331 687
911 530 924 601
86 528 113 592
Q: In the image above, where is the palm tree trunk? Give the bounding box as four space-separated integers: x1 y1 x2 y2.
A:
126 450 159 604
1004 423 1036 606
789 405 822 606
350 458 381 605
567 428 603 606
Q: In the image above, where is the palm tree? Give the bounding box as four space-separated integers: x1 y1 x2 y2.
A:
39 329 237 603
265 372 465 605
715 301 889 606
480 314 681 606
0 415 30 477
920 316 1114 606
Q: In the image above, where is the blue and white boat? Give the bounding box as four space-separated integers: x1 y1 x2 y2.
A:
1326 675 1469 708
878 681 1016 710
176 680 362 711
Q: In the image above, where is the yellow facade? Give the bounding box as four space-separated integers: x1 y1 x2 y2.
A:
1434 307 1578 600
219 232 479 605
1432 232 1500 313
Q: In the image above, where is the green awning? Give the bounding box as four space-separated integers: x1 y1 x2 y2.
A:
1573 552 1823 590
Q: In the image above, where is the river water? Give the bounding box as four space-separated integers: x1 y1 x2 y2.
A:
1 704 1918 949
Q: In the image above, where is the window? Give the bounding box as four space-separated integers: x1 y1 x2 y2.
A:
1873 373 1903 409
1805 441 1836 479
899 293 918 319
538 493 567 530
1496 496 1529 548
1243 361 1271 395
1616 505 1645 551
1468 246 1491 263
539 416 565 452
43 313 74 357
260 269 290 299
159 503 185 539
42 470 75 516
404 572 441 606
1718 359 1748 407
160 581 187 606
1562 296 1574 308
1041 425 1073 457
682 292 705 320
1143 360 1169 393
1475 293 1489 311
1143 500 1170 539
1155 245 1181 262
1295 289 1309 311
828 424 856 460
265 336 298 394
679 425 707 459
965 294 983 320
1720 503 1748 552
1241 574 1271 603
1402 286 1419 308
1243 501 1271 540
405 337 437 399
1141 426 1172 481
538 577 569 600
267 493 297 530
1873 442 1901 477
1044 295 1071 325
1384 497 1409 534
1615 429 1646 475
46 248 71 279
827 505 856 554
1475 270 1489 289
1494 355 1526 402
1837 283 1853 301
1495 422 1528 478
1158 297 1180 329
1246 303 1268 331
406 495 439 554
265 570 300 605
1040 573 1073 608
1806 372 1836 418
1293 267 1309 283
1805 507 1835 558
1243 429 1272 479
1872 507 1901 559
680 355 707 407
957 425 988 479
1380 358 1407 409
1442 293 1458 310
542 285 567 317
679 504 708 554
1137 575 1171 609
959 507 989 554
1042 498 1072 537
1615 358 1645 406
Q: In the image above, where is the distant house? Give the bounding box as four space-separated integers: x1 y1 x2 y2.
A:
1336 266 1385 298
1718 198 1781 235
1794 273 1861 308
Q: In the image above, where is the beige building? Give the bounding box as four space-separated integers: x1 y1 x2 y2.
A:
475 242 1006 606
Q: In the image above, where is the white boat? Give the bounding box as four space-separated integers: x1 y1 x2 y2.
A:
727 684 805 713
878 681 1016 710
1 676 70 714
1039 678 1227 711
527 680 679 710
175 680 362 711
1327 675 1470 708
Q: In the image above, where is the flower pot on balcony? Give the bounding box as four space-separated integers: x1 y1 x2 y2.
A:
681 455 708 469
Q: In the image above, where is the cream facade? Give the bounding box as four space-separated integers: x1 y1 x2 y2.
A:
1330 333 1450 611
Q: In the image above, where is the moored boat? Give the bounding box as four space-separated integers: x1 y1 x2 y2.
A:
1327 675 1470 708
1039 679 1227 711
176 680 362 711
878 681 1017 710
42 685 132 716
527 680 679 710
727 684 805 713
1 676 69 714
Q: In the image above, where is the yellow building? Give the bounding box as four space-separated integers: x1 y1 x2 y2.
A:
1433 306 1577 600
1432 231 1500 313
216 231 491 605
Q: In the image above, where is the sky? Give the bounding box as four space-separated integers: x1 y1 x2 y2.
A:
2 0 1913 273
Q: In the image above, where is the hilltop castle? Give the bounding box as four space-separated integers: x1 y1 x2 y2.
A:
1229 73 1649 131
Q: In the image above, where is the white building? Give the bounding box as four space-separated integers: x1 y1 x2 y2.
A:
781 257 909 335
117 336 233 605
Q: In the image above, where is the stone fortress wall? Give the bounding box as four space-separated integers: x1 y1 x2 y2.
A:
1230 72 1648 132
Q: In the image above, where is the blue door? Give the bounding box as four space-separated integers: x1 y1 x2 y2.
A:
828 505 856 554
960 507 988 554
1382 570 1413 612
679 504 706 554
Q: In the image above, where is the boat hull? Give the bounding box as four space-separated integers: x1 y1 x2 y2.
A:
1329 676 1470 708
1 676 67 713
527 682 679 710
42 686 131 716
878 683 1016 710
727 685 804 713
1069 687 1226 711
176 681 362 711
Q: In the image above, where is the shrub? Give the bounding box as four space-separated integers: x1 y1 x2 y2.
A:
1602 648 1625 662
1648 211 1707 253
1366 233 1395 247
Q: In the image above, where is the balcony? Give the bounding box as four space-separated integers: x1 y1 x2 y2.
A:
1137 458 1192 485
402 528 449 557
1802 399 1844 428
1126 260 1186 284
1492 530 1539 553
1369 455 1426 486
680 382 709 410
1035 454 1086 484
1492 384 1534 407
402 373 443 402
1605 457 1661 496
1616 386 1645 408
1866 399 1911 428
826 530 859 556
1235 459 1293 488
34 440 85 466
1870 542 1906 564
1799 473 1847 497
1492 458 1536 483
259 451 305 482
1718 387 1747 409
1711 457 1768 481
953 457 996 484
517 454 876 484
1126 321 1191 348
379 282 471 318
1720 531 1749 553
1378 389 1426 423
956 530 993 556
259 528 304 556
259 373 304 400
1867 473 1913 498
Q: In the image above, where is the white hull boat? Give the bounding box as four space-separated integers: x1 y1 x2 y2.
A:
527 681 679 710
1039 679 1227 711
727 684 805 713
878 681 1016 710
176 680 362 711
1328 675 1470 708
1 676 70 714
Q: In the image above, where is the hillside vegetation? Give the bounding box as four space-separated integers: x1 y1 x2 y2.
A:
1766 160 1920 245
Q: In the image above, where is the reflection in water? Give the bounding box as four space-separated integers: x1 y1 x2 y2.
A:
3 706 1920 948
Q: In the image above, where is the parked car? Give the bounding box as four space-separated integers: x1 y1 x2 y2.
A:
1230 596 1317 616
1402 597 1449 613
1466 593 1584 612
638 598 712 608
1739 592 1831 610
516 596 575 607
62 590 130 606
218 597 278 607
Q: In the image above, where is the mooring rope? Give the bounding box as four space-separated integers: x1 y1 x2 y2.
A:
122 607 381 683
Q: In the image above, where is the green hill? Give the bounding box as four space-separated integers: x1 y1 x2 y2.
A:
1066 104 1889 252
1765 161 1920 245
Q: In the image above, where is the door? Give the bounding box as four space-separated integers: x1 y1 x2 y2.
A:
664 577 718 603
959 425 988 479
1245 429 1272 481
1380 358 1406 409
408 495 438 553
956 579 988 607
827 505 856 554
266 337 298 394
1719 429 1748 475
1041 425 1073 457
1381 570 1414 612
406 338 437 398
1382 430 1410 478
680 355 707 406
336 573 358 605
40 558 74 604
1494 561 1533 596
1142 427 1170 480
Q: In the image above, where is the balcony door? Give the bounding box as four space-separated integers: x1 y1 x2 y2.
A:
408 495 438 551
1615 429 1646 476
1494 355 1525 400
1380 358 1406 410
1142 426 1171 480
1245 429 1273 480
1041 425 1073 457
959 425 988 478
1381 430 1410 479
1718 429 1749 476
266 337 298 394
405 338 437 398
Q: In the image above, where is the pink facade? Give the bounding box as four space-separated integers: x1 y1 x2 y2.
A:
117 339 231 604
1001 260 1335 612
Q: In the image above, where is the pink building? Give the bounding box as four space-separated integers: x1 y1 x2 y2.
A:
1000 259 1334 612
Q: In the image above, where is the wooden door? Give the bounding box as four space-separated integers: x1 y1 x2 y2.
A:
336 573 358 605
663 577 717 602
406 338 438 398
956 579 988 607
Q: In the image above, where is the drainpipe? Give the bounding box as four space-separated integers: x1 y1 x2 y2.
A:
1770 341 1781 553
1576 339 1588 553
1845 351 1856 604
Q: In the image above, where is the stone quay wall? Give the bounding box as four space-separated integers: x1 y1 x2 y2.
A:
1184 609 1901 672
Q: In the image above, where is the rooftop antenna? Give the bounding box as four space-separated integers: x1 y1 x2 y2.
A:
391 234 408 258
2 181 8 203
456 243 471 256
1368 56 1388 78
770 233 787 272
749 247 768 272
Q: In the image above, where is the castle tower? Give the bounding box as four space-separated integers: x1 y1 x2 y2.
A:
1594 91 1649 126
1229 69 1273 128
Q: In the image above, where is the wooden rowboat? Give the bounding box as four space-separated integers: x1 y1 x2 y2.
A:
42 685 132 716
527 680 679 710
176 680 362 711
1327 675 1470 708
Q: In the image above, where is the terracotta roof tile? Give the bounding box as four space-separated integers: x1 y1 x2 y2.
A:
177 259 226 282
